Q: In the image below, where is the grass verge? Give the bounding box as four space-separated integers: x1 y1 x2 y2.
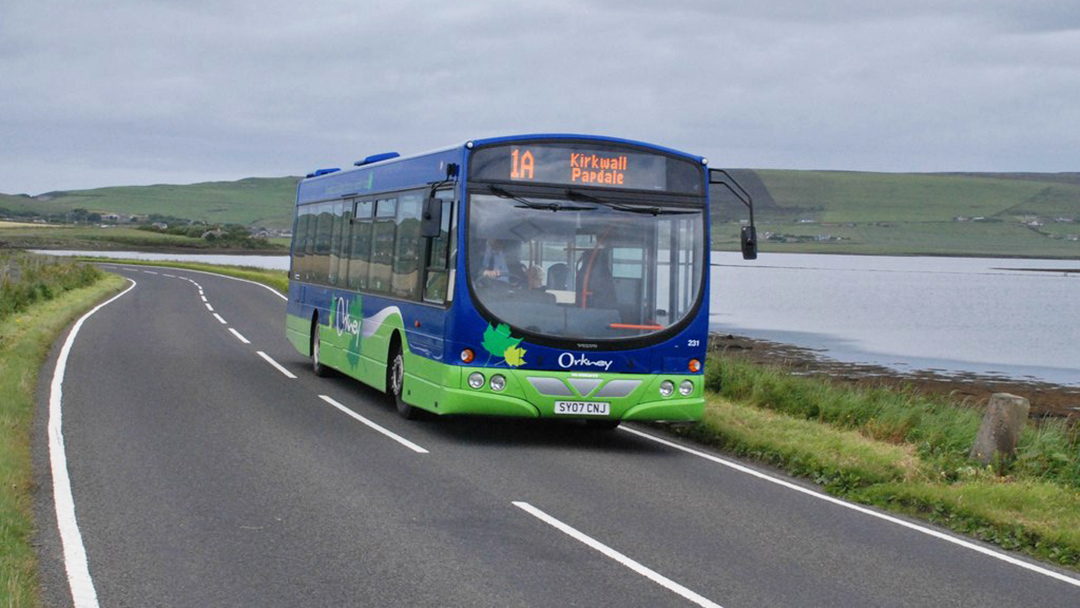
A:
675 356 1080 570
74 258 288 294
0 265 125 607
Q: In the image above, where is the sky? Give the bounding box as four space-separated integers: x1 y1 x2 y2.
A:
2 0 1078 194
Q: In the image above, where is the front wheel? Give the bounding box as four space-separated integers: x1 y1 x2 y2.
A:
387 345 421 419
312 324 330 377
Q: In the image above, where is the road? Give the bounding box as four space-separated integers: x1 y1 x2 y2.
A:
32 264 1080 607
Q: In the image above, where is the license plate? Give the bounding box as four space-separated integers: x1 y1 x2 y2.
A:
554 401 611 416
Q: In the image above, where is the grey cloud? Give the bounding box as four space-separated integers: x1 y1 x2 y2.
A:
1 0 1077 194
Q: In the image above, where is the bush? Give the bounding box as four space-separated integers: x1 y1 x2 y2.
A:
0 252 102 321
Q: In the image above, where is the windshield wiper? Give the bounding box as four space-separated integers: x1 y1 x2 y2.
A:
565 188 699 216
489 186 596 212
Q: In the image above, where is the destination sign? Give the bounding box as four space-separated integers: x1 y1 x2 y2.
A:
470 144 674 191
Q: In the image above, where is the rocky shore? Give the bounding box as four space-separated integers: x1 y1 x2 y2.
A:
708 333 1080 421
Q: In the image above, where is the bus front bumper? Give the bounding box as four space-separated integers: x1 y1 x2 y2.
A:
420 368 705 422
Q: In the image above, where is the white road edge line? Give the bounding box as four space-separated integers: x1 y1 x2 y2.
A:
204 303 214 312
256 351 297 379
212 313 227 325
228 328 251 344
512 501 722 608
620 426 1080 589
50 278 138 608
318 395 429 454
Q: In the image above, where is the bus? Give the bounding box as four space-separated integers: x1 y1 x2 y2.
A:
286 134 756 428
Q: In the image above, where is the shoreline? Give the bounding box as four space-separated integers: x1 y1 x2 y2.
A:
711 247 1080 262
708 333 1080 420
19 244 287 256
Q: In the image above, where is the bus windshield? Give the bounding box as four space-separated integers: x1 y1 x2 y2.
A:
467 192 705 342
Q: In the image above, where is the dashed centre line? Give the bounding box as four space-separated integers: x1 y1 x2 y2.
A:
318 395 429 454
513 502 722 608
228 328 251 344
205 303 214 312
257 351 297 379
212 313 227 325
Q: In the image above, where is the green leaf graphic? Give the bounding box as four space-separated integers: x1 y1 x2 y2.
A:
481 323 521 358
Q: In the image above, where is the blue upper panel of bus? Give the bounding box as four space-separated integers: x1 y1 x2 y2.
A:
296 134 705 205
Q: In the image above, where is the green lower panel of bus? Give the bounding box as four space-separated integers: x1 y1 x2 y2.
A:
288 310 703 422
404 365 704 422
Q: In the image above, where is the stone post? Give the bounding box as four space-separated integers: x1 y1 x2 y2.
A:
969 393 1030 465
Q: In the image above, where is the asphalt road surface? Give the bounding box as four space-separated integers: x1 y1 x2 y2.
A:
32 264 1080 607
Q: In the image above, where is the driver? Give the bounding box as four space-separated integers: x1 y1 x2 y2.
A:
478 238 510 282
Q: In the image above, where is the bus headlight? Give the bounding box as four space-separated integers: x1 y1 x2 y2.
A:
679 380 694 396
490 374 506 392
468 372 485 389
659 380 675 397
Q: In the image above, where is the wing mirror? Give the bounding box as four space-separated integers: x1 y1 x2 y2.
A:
741 225 758 260
421 198 443 238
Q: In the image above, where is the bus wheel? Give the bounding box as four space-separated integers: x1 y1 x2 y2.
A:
586 419 621 431
312 323 330 377
387 345 420 419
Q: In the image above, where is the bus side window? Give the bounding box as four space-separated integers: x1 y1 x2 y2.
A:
313 202 334 285
423 193 454 304
291 207 308 280
369 198 397 293
392 192 423 300
347 200 373 290
329 201 345 286
302 205 316 281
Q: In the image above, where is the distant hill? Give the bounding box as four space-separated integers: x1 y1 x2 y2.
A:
711 170 1080 258
3 170 1078 257
0 177 300 229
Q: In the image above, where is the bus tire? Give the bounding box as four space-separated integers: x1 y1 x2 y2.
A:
387 344 420 420
312 323 330 377
586 419 621 431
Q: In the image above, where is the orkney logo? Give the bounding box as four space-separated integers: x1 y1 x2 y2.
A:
558 352 613 371
333 296 361 338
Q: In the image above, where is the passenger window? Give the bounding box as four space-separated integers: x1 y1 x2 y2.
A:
369 198 396 293
347 201 373 289
392 192 423 300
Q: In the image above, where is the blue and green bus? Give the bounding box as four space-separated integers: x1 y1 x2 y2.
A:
286 134 756 428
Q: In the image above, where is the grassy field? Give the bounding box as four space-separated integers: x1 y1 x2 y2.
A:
0 254 125 607
0 225 287 253
0 221 63 229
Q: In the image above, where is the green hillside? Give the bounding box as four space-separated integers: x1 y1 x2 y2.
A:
712 171 1080 259
1 177 300 229
2 170 1078 258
